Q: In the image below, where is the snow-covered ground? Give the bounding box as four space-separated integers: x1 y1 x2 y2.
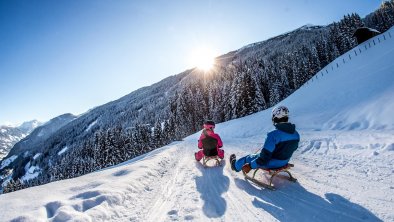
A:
0 29 393 222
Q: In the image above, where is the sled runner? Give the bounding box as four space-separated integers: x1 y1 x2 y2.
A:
242 163 297 190
202 155 222 167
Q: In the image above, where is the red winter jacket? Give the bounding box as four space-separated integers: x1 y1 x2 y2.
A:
198 129 223 149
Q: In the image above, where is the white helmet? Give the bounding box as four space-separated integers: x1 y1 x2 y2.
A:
272 106 289 119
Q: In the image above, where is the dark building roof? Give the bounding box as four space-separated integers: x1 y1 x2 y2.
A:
352 27 381 44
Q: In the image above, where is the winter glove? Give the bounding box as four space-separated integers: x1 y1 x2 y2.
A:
242 164 252 174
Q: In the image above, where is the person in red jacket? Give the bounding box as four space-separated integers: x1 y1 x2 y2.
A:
195 120 224 161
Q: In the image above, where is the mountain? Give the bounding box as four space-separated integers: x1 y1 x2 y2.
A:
0 126 25 160
18 120 41 132
7 114 77 157
0 26 393 221
0 120 41 160
0 114 77 181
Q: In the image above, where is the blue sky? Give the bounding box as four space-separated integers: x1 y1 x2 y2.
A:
0 0 382 125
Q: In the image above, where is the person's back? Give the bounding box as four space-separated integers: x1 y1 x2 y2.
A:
257 121 299 169
195 120 224 161
230 106 300 172
200 129 219 156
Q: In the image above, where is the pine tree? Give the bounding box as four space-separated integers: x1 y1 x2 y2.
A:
193 83 208 130
152 121 163 148
175 87 195 138
315 37 330 68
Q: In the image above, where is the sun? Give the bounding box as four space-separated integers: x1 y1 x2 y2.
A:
189 47 217 72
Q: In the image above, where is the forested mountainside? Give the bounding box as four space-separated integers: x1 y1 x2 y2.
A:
1 1 393 193
7 114 77 158
168 5 394 138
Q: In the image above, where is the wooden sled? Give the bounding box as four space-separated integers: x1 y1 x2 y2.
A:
202 155 222 167
242 163 297 190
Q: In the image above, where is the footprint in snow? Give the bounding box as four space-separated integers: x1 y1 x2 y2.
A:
112 169 130 177
167 210 179 221
71 191 101 200
184 215 194 220
45 201 62 218
167 210 178 215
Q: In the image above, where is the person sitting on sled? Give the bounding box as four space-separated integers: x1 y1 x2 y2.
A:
230 106 299 173
195 120 224 161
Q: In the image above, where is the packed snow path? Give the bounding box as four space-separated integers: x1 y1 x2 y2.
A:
0 132 393 221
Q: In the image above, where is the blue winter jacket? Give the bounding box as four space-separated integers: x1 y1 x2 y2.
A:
256 122 300 168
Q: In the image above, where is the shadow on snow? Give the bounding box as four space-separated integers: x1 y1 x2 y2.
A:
195 161 230 218
234 178 382 222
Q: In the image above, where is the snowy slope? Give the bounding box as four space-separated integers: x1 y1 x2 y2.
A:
0 29 393 221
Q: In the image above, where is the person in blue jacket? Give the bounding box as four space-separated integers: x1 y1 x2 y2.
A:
230 106 300 173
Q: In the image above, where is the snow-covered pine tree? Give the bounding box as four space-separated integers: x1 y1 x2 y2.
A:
365 0 394 32
152 121 163 148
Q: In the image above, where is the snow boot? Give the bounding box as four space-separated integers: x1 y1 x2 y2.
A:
230 154 236 171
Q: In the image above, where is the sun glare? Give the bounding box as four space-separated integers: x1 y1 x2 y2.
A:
189 47 217 72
